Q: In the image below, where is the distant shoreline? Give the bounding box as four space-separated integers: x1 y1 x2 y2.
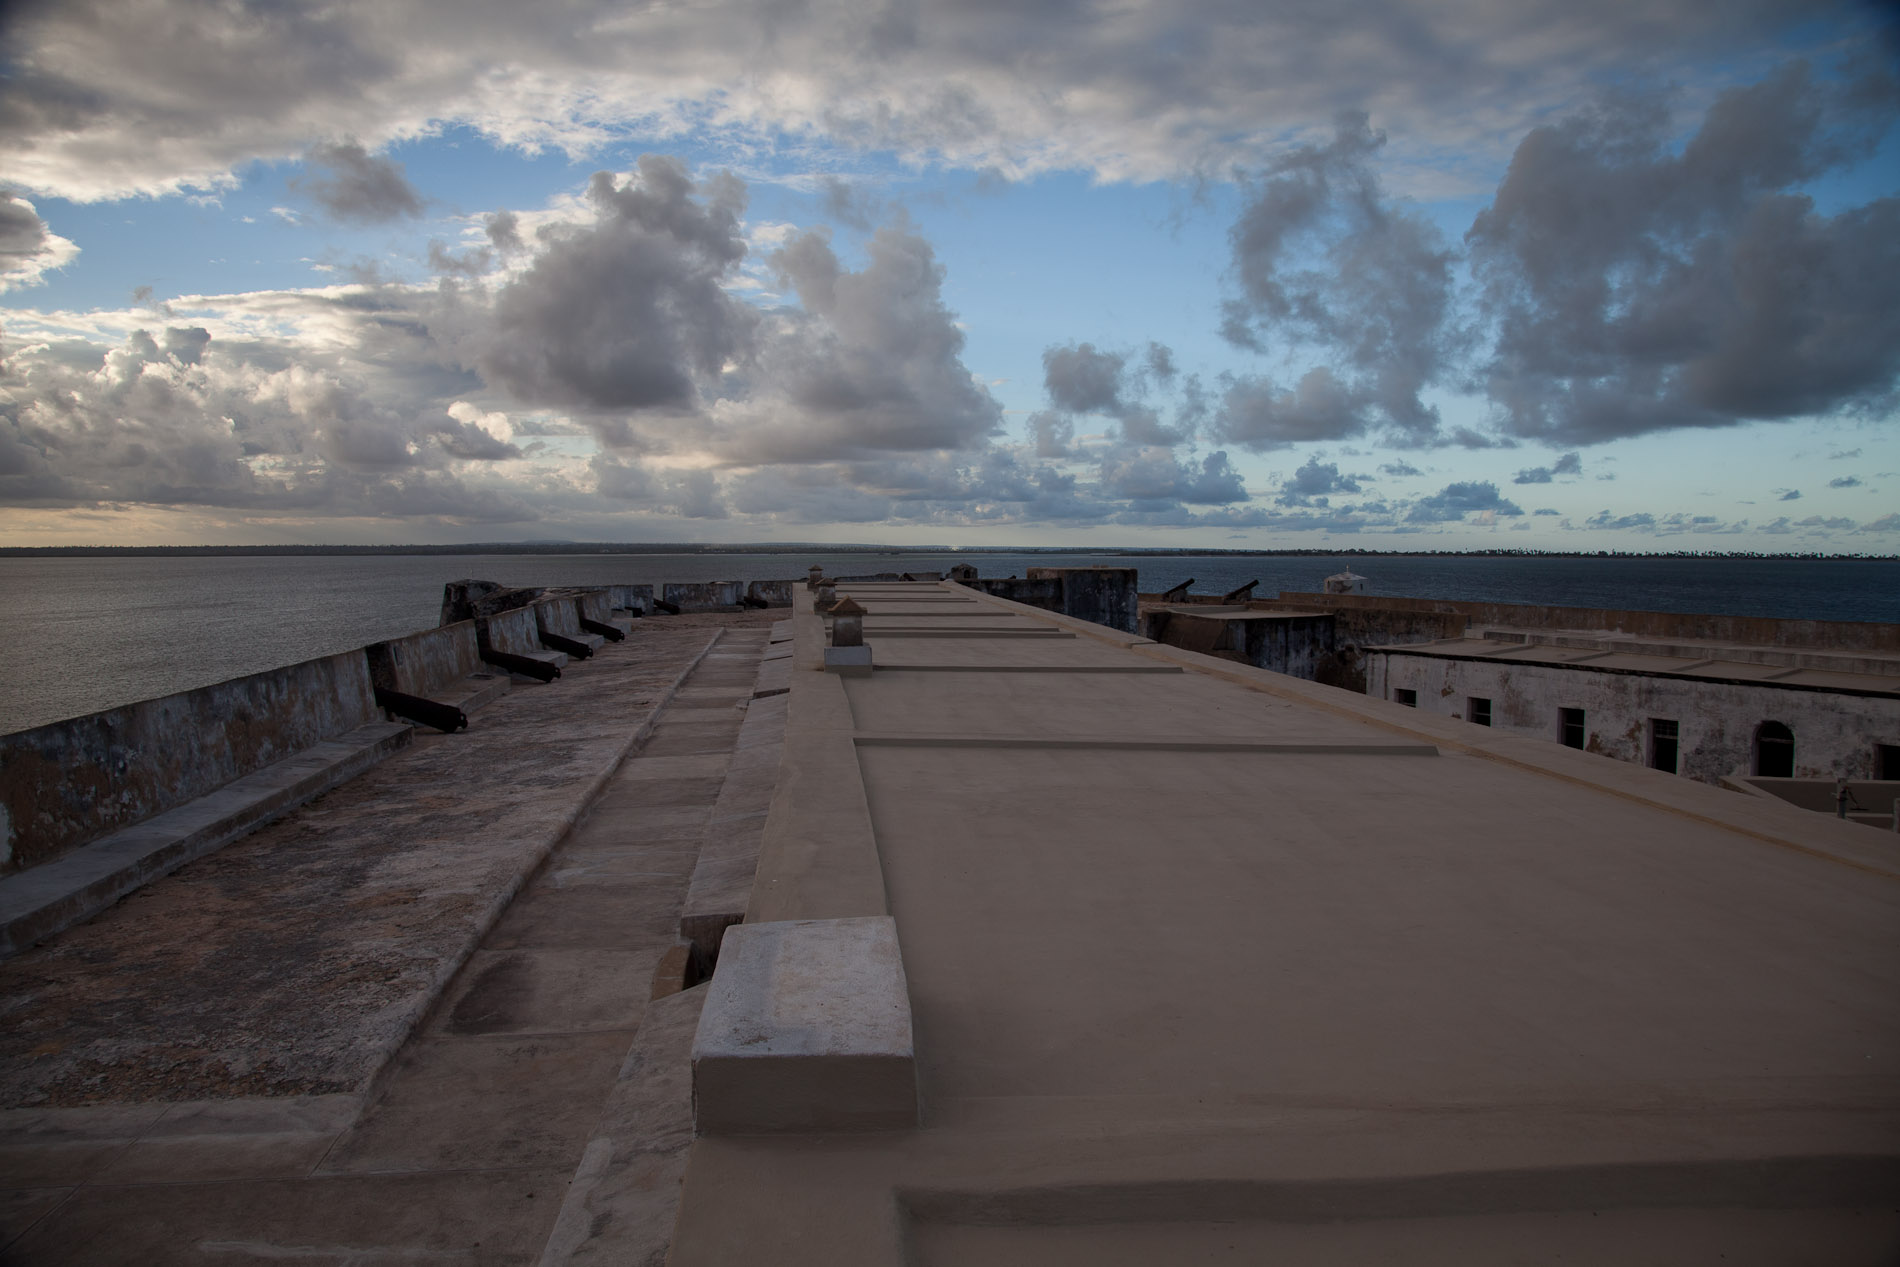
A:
0 543 1894 561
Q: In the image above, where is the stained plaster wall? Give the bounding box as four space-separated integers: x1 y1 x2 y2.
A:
0 650 378 873
1367 652 1900 783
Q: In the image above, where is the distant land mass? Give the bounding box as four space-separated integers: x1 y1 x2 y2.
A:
0 543 1895 561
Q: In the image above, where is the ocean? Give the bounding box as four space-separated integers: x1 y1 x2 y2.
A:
3 552 1896 735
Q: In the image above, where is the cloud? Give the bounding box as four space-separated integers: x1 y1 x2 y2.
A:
297 141 425 223
1218 114 1456 448
453 157 752 420
0 192 79 292
1040 341 1194 445
1467 61 1900 444
1098 448 1247 505
1829 448 1862 459
1829 475 1862 488
1777 488 1803 500
1 0 1860 203
1379 459 1422 477
1584 510 1658 531
1533 507 1560 515
1407 480 1523 523
1512 451 1582 483
1277 455 1364 507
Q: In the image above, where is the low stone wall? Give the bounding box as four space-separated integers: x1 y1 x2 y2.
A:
0 651 379 874
477 605 545 658
534 595 586 639
963 577 1062 611
364 621 483 698
574 590 614 625
748 579 798 606
665 581 744 611
1028 566 1140 635
1280 591 1900 655
608 584 654 614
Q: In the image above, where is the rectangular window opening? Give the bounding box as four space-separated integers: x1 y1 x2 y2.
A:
1878 743 1900 781
1650 718 1679 774
1469 697 1492 726
1559 707 1586 750
1393 688 1417 708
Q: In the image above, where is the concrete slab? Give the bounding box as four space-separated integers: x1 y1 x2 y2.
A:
6 1167 570 1265
319 1032 634 1173
537 985 708 1267
484 882 689 951
692 916 916 1134
429 948 663 1037
90 1094 358 1184
0 1188 70 1253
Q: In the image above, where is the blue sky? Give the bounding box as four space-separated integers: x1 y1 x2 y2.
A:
2 0 1896 550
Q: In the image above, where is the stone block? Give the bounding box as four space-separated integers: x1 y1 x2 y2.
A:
692 916 917 1134
824 645 873 676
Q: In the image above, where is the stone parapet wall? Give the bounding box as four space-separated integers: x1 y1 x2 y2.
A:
364 621 483 698
0 650 378 874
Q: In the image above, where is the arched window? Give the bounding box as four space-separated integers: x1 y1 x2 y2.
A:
1755 721 1794 778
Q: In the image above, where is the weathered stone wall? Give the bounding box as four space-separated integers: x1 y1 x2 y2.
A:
476 606 544 658
364 621 483 698
748 579 798 606
663 581 745 611
1367 650 1900 782
607 584 654 614
1283 591 1900 655
963 577 1063 612
0 651 378 874
533 595 585 638
1028 566 1140 634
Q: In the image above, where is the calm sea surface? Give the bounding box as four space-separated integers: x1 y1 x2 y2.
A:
2 552 1896 735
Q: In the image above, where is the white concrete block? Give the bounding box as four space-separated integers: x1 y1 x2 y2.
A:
692 916 916 1133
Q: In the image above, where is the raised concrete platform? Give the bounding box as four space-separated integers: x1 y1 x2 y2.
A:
691 916 916 1134
666 580 1900 1266
0 721 412 958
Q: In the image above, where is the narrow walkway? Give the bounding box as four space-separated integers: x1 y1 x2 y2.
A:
0 616 776 1263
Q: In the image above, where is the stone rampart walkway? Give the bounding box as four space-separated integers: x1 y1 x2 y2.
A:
0 611 779 1262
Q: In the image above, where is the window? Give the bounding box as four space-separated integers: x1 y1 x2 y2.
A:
1393 688 1417 707
1755 721 1794 778
1650 718 1679 774
1469 697 1492 726
1879 744 1900 781
1559 707 1586 750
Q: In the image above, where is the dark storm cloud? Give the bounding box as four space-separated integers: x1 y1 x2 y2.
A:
1406 480 1522 522
1277 455 1364 507
1218 114 1456 449
465 156 752 418
298 141 425 223
1467 62 1900 444
1512 451 1582 483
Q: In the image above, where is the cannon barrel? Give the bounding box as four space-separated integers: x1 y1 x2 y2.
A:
579 617 625 642
539 631 595 659
373 687 468 734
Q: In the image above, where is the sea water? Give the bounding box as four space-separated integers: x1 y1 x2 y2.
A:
2 552 1895 735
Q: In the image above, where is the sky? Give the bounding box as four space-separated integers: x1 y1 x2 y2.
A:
2 0 1898 551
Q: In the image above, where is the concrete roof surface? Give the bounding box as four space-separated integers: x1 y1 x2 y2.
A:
667 582 1900 1265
